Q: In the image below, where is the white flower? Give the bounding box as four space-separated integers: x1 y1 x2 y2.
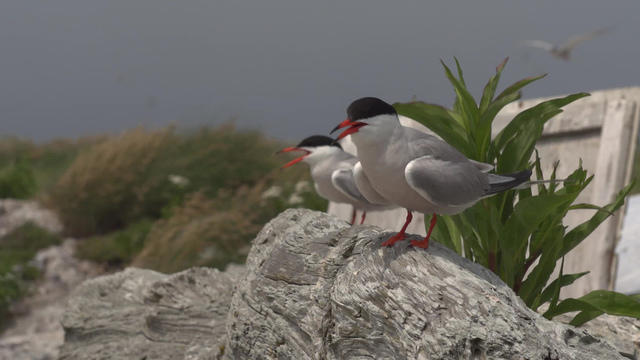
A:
294 180 311 194
168 174 190 187
261 185 283 200
288 193 304 205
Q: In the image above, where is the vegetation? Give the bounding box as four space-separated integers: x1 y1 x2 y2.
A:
75 219 153 267
41 124 325 271
0 160 37 199
395 58 639 326
1 125 325 328
0 223 61 327
0 136 101 195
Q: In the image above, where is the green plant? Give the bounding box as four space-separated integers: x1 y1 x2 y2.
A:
394 58 639 326
0 222 61 327
0 136 102 195
47 128 172 236
47 125 292 237
75 219 153 266
0 160 37 199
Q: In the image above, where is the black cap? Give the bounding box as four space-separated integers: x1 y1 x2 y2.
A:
347 97 396 121
297 135 342 149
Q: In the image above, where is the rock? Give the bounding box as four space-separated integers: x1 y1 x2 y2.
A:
57 209 631 359
0 199 62 237
555 313 640 359
0 239 102 360
58 266 244 360
225 209 626 359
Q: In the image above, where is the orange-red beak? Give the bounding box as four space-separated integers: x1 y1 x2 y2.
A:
330 118 367 140
276 147 311 168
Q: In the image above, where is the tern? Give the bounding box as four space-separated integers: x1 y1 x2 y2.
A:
332 97 531 248
277 135 392 224
522 27 610 61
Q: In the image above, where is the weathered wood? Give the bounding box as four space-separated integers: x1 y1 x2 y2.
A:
615 194 640 294
496 88 640 298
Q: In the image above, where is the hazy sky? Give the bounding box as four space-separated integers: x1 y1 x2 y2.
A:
1 1 639 142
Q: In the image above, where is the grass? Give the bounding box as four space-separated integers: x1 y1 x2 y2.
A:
75 219 153 267
0 160 37 199
17 124 326 272
1 124 327 324
0 223 62 328
0 136 102 195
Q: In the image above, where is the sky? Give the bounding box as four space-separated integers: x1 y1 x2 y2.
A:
1 0 639 142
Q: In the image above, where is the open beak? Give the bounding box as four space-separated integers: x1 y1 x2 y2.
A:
276 147 311 168
331 118 367 140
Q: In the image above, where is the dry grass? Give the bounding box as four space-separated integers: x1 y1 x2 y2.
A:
132 190 259 272
132 169 325 272
47 128 171 236
18 124 328 272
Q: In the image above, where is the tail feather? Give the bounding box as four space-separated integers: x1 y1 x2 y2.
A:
485 169 532 196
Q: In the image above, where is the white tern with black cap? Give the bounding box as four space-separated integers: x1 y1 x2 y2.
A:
277 135 393 224
332 97 532 248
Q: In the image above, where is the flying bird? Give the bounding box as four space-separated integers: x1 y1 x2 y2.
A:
522 27 611 61
332 97 531 248
277 135 392 225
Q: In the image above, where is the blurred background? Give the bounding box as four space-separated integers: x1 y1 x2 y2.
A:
1 0 640 351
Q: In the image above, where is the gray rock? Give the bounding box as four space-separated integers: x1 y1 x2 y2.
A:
0 199 62 237
225 209 625 359
59 266 243 360
57 209 632 359
555 313 640 359
0 239 102 360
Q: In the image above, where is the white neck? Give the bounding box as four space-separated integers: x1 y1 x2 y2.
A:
350 113 400 152
302 146 342 167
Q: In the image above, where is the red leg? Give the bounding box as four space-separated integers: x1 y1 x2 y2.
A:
411 213 436 249
360 211 367 225
381 210 413 247
350 207 356 225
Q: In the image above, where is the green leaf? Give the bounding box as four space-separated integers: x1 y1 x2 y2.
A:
431 215 457 254
533 150 546 195
442 215 463 255
567 203 614 216
454 57 467 88
393 102 472 155
546 257 566 311
494 74 547 103
518 228 563 304
479 57 508 113
562 181 634 257
537 271 590 311
544 290 640 326
499 193 575 286
493 93 590 154
440 60 480 141
547 160 560 193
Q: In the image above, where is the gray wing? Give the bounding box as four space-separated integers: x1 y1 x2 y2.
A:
402 126 493 171
353 161 390 205
404 155 488 207
470 159 494 172
563 27 610 50
403 126 471 163
522 39 555 51
331 168 370 204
